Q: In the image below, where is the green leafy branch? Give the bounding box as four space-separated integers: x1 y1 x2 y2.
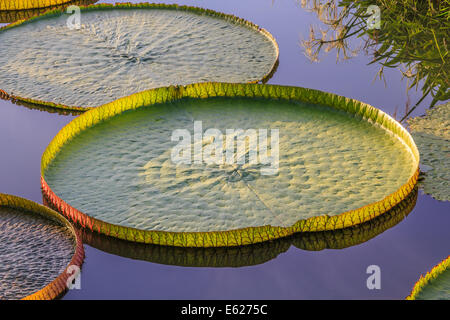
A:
301 0 449 121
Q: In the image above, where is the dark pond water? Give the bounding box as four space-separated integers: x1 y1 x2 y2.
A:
0 0 448 299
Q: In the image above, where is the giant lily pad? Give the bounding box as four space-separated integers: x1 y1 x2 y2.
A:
41 83 420 247
408 102 449 201
0 0 72 10
0 3 279 111
407 256 450 300
66 186 417 267
0 0 97 23
0 193 84 300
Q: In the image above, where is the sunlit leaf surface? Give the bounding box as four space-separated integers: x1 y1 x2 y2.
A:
0 3 278 110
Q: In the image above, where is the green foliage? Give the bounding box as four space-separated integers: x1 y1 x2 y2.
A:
301 0 449 120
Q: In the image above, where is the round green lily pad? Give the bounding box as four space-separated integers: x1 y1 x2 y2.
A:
408 101 449 201
0 3 278 111
0 0 97 23
41 83 420 247
70 186 417 267
0 193 84 300
407 256 450 300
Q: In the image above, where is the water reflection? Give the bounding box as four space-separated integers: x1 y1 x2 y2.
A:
300 0 448 120
62 187 418 268
0 0 98 23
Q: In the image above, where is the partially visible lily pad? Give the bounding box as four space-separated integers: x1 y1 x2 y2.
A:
407 256 450 300
408 102 449 201
0 0 97 23
0 3 279 110
0 193 84 300
0 0 72 10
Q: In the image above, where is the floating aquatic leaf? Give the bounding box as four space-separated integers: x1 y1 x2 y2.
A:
407 256 450 300
61 187 417 267
41 83 420 247
0 193 84 300
408 102 449 201
0 0 72 10
0 3 279 111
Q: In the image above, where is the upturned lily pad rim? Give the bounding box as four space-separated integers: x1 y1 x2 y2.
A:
0 2 280 112
0 0 73 11
41 82 420 248
407 255 450 300
0 193 84 300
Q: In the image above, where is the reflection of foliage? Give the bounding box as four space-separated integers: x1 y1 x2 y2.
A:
301 0 449 120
